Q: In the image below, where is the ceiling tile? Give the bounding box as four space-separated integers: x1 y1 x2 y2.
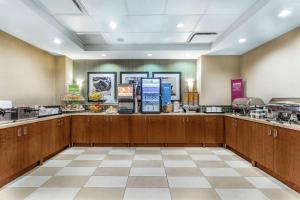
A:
56 15 100 32
165 0 209 15
38 0 82 15
126 0 166 15
195 14 239 33
81 0 127 16
92 15 131 32
77 34 106 45
206 0 256 14
102 32 191 44
128 16 164 32
162 15 202 32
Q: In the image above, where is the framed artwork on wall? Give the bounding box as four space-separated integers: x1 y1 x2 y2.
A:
120 72 149 84
87 72 117 102
153 72 181 101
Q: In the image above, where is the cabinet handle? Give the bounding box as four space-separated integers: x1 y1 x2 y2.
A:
267 128 272 136
273 129 278 138
23 127 28 135
17 128 22 137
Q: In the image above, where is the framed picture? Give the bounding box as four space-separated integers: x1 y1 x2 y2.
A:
87 72 117 102
153 72 181 101
120 72 149 84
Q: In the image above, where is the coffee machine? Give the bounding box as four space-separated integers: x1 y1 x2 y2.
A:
117 84 135 114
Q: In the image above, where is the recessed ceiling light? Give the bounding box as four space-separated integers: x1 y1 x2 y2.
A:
238 38 247 43
176 23 185 28
147 53 153 57
278 9 292 18
101 54 106 57
53 38 62 45
185 53 190 57
109 21 117 29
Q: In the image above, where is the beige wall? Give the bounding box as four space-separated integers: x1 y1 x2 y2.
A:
0 31 56 106
240 27 300 103
200 56 240 105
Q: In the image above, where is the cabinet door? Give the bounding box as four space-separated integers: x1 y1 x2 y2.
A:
147 116 166 144
0 128 21 185
203 116 224 144
236 120 255 158
72 116 90 144
252 123 264 164
63 117 71 146
261 125 274 170
55 119 64 150
165 116 185 143
22 123 41 169
225 117 237 149
274 128 293 182
90 115 109 143
110 116 129 143
41 119 57 157
185 116 204 144
290 129 300 187
130 116 148 144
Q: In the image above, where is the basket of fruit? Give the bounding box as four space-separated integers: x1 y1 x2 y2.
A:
89 91 104 102
89 103 103 113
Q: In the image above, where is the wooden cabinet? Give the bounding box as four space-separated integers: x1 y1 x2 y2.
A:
72 116 91 144
130 116 148 144
236 119 256 159
185 116 204 144
165 116 186 143
110 116 129 143
203 116 224 144
290 129 300 188
90 115 109 143
63 116 71 147
147 116 166 144
225 117 237 149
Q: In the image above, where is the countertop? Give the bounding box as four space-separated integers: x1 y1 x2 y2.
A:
1 112 300 132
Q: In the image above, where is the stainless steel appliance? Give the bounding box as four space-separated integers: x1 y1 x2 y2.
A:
267 98 300 124
117 84 135 114
38 106 62 118
232 97 266 116
141 78 161 114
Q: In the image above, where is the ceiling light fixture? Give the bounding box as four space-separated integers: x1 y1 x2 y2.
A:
185 53 190 57
238 38 247 44
176 23 185 29
109 21 117 29
278 9 292 18
101 54 107 57
53 38 62 45
147 53 153 57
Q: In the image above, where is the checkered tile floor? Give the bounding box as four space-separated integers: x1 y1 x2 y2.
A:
1 147 299 200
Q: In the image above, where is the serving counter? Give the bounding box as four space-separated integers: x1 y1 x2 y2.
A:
0 112 299 191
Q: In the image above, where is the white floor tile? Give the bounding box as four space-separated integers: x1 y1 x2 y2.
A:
61 149 85 155
84 176 128 188
164 160 196 168
100 160 132 167
200 168 240 177
25 188 80 200
42 160 71 167
161 150 188 155
56 167 96 176
225 161 252 168
168 177 211 188
8 176 50 187
246 177 282 189
75 154 106 161
130 168 166 176
216 189 270 200
134 155 162 161
211 150 234 155
109 149 135 155
191 155 221 161
123 188 171 200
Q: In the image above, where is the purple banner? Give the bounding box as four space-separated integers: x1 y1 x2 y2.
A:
231 79 244 102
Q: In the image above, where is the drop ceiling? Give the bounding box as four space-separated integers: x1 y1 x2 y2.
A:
0 0 299 59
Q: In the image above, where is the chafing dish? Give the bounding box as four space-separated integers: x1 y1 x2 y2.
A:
232 97 266 116
268 98 300 124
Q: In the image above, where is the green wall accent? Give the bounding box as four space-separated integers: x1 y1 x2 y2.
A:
73 59 197 100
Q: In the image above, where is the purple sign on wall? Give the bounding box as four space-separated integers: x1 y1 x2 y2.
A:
231 79 244 102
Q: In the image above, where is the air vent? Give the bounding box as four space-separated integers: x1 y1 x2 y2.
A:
72 0 88 15
77 33 106 45
38 0 88 15
188 32 218 44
